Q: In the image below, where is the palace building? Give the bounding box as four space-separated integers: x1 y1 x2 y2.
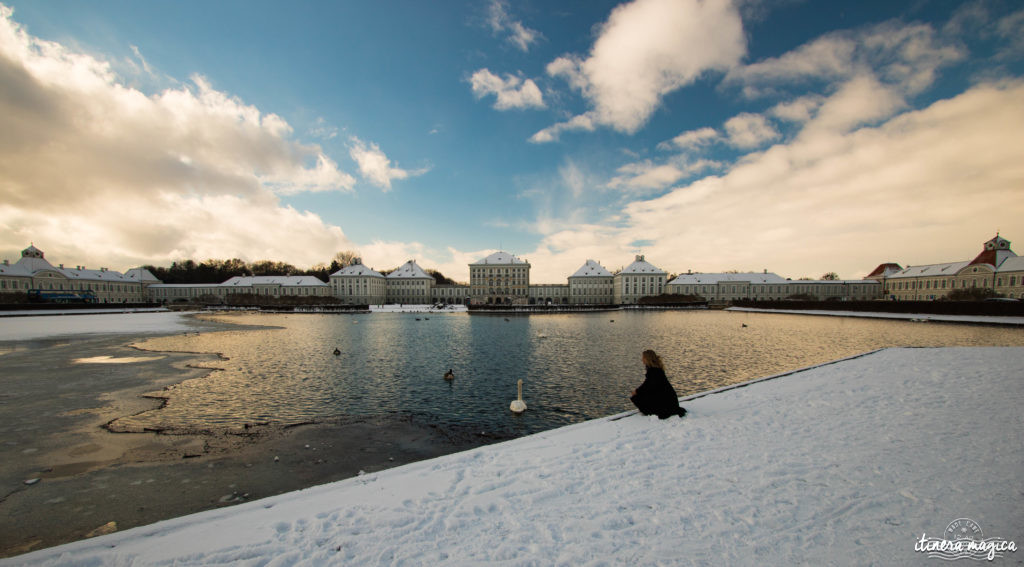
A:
6 234 1017 307
869 234 1024 300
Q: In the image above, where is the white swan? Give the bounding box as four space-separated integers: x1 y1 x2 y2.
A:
510 379 527 413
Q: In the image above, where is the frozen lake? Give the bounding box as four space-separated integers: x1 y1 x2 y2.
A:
109 310 1024 438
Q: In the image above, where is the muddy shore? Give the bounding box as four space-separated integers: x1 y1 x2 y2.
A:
0 321 498 558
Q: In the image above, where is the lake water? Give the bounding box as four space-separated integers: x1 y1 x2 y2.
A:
114 310 1024 438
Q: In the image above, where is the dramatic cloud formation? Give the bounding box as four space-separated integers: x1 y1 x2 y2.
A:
535 0 745 140
0 5 356 269
519 81 1024 282
469 68 545 110
347 137 429 191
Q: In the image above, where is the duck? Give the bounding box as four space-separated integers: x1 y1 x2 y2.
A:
333 348 341 356
444 369 454 381
509 379 527 413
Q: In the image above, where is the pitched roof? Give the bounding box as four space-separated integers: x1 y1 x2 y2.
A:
331 263 384 278
221 276 327 287
386 260 432 279
865 263 903 279
569 259 612 278
471 251 527 265
124 268 162 283
0 261 32 277
887 261 969 279
619 255 665 275
669 272 787 285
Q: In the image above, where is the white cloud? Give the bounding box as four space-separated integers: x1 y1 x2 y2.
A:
607 157 723 192
487 0 541 52
540 0 746 138
658 127 719 151
723 112 780 149
514 81 1024 282
347 137 428 191
0 6 361 269
469 68 545 110
769 95 824 123
529 112 595 143
726 21 965 97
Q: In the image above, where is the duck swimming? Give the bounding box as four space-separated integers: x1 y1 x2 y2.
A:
444 369 454 380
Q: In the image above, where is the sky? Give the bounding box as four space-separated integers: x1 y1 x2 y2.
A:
1 0 1022 283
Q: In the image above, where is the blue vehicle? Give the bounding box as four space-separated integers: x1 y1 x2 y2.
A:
27 289 98 304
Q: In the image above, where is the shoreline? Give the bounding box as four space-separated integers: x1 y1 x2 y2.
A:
5 346 1021 565
0 315 500 557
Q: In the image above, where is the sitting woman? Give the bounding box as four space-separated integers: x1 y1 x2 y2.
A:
630 349 687 419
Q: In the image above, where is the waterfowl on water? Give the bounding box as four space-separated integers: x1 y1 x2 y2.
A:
510 379 527 413
444 369 454 380
333 348 341 356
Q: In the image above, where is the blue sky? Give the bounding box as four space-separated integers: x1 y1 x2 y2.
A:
1 0 1022 282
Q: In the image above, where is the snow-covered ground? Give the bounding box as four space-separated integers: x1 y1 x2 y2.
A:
369 304 468 313
7 347 1021 566
0 311 195 341
728 306 1024 326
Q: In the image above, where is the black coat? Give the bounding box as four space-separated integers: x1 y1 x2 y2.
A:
630 366 686 419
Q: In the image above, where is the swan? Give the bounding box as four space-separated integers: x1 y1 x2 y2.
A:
510 379 527 413
444 369 454 381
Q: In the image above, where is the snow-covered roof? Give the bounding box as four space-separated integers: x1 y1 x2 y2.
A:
996 256 1024 273
887 261 969 279
865 263 903 279
569 259 612 278
669 272 787 285
386 260 432 279
619 255 665 275
471 251 527 265
0 261 32 277
331 263 384 278
58 266 134 282
221 276 328 287
124 268 162 284
785 279 881 285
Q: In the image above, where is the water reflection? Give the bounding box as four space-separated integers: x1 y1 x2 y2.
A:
116 311 1024 437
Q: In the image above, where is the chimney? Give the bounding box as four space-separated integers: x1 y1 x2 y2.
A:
636 254 644 262
2 259 8 266
59 264 64 268
764 269 768 274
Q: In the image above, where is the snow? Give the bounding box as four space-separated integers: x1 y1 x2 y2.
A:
728 306 1024 326
0 311 195 341
369 304 468 313
6 346 1022 566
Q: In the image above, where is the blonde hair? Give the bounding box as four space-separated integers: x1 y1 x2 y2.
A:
642 349 664 369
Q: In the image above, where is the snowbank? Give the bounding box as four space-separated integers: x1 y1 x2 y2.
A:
369 304 468 313
0 311 196 342
6 347 1022 566
727 306 1024 326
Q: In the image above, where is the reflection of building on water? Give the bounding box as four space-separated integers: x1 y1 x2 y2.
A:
3 234 1022 306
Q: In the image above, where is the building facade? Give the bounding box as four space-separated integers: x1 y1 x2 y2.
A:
568 259 614 305
330 258 386 305
613 255 667 305
666 271 880 302
469 251 530 305
0 245 146 303
872 234 1024 300
529 284 570 305
385 260 434 304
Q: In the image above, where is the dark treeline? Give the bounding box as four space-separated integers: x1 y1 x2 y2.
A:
143 252 459 285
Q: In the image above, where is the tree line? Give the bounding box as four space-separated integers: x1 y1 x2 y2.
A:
142 251 459 285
